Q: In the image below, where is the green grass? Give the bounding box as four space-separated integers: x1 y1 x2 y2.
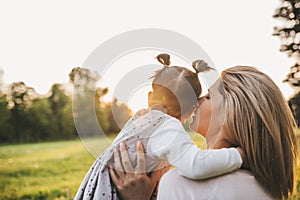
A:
0 138 110 200
0 134 299 199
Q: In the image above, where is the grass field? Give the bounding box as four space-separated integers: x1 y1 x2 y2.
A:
0 134 299 200
0 139 109 200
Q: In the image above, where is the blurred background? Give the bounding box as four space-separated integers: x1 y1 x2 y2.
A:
1 0 300 199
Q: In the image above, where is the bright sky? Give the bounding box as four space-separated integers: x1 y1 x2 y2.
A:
0 0 295 112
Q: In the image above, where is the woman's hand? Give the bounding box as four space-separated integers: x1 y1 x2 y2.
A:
109 141 170 200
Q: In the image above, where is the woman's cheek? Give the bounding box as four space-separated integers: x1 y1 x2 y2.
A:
197 112 209 136
190 111 200 132
197 102 212 136
190 107 205 135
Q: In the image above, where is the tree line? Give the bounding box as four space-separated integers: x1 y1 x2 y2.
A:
2 0 300 144
274 0 300 126
0 67 132 144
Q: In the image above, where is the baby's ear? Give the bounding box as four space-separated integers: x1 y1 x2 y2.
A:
148 91 153 100
148 91 153 107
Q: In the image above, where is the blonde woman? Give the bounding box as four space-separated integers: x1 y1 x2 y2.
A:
110 66 298 200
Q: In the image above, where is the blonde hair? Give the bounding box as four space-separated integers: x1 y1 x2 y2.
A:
221 66 298 199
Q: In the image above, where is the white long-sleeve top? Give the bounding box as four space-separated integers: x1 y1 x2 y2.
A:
111 109 242 179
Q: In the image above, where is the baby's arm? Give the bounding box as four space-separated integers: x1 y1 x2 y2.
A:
148 118 242 180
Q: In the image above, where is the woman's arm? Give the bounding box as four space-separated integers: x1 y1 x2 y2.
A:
109 141 170 200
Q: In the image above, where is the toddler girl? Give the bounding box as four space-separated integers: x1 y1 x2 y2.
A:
75 54 243 200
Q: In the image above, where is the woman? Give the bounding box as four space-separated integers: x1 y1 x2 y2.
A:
110 66 298 199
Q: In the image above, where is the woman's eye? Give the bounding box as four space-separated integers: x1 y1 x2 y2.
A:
205 95 210 100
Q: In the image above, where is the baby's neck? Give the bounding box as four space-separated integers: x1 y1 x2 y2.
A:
149 104 166 113
149 105 184 123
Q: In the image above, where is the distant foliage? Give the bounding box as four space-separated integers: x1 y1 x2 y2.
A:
274 0 300 56
274 0 300 125
288 91 300 126
0 67 132 144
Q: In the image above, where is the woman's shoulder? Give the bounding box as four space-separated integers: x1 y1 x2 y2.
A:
216 170 273 199
157 169 273 200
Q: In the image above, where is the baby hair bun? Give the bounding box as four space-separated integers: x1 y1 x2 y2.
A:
192 60 214 73
156 53 171 66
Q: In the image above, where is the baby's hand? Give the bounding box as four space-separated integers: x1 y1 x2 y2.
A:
236 147 249 169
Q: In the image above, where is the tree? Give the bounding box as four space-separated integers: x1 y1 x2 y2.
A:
26 98 53 141
69 67 100 95
0 66 133 143
95 87 110 133
70 67 103 137
274 0 300 57
288 92 300 126
48 83 76 139
70 67 132 137
0 69 14 142
98 97 133 134
7 82 37 142
0 93 14 142
0 68 4 92
274 0 300 125
107 98 133 133
274 0 300 86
